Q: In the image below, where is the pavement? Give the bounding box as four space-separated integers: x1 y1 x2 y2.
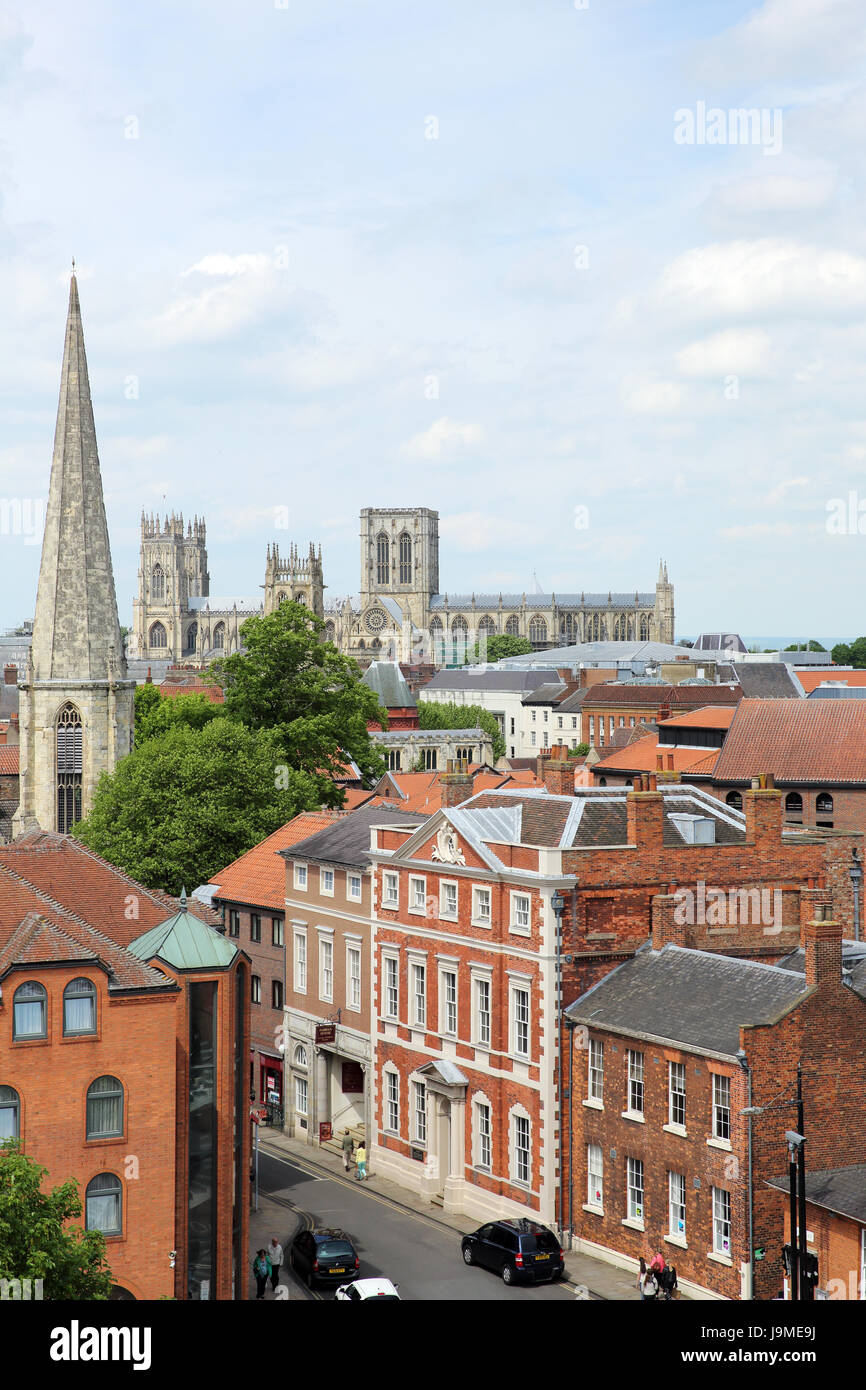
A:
249 1124 647 1300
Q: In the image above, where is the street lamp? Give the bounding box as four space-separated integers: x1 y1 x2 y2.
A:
850 849 862 943
551 889 566 1246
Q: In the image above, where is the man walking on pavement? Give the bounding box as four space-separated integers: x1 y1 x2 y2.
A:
269 1236 283 1292
341 1131 354 1173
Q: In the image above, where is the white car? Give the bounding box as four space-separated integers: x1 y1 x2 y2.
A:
335 1277 401 1301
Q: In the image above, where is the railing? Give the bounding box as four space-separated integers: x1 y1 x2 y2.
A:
265 1102 284 1129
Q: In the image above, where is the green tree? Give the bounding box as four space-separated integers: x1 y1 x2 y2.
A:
464 633 533 664
74 718 324 894
418 700 506 760
134 688 223 745
213 602 386 786
0 1140 113 1300
832 638 866 668
784 640 828 653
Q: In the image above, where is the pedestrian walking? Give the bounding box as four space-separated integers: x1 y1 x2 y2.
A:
341 1131 355 1173
252 1248 272 1300
268 1237 283 1291
637 1257 649 1301
355 1141 367 1181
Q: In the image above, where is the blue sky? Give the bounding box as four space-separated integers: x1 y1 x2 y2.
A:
2 0 866 637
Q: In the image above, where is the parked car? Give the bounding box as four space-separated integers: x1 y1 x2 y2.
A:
335 1277 401 1301
290 1228 360 1289
461 1219 565 1286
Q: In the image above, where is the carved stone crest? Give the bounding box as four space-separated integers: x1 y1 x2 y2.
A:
431 826 465 865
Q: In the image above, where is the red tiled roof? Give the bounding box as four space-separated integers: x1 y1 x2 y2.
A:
208 811 346 910
593 736 719 777
0 747 19 774
713 698 866 785
365 766 544 814
659 706 738 729
796 669 866 694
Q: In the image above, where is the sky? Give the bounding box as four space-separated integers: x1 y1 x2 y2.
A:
1 0 866 639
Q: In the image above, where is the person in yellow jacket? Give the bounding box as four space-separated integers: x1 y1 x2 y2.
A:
355 1142 367 1181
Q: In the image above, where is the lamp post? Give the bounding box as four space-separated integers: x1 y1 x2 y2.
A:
786 1130 806 1301
738 1049 756 1301
850 848 862 943
551 889 566 1244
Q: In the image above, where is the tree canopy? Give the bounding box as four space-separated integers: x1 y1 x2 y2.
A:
0 1140 113 1300
418 700 506 760
464 633 533 664
134 684 223 744
783 640 828 653
831 638 866 668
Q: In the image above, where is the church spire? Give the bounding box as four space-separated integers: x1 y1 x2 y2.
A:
30 273 127 683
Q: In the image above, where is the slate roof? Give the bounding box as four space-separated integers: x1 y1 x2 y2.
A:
581 684 741 709
209 810 347 910
428 594 655 611
423 669 558 693
361 661 417 710
764 1166 866 1225
566 943 809 1057
713 698 866 785
692 633 748 653
728 663 802 698
370 727 489 744
807 687 866 699
775 941 866 1000
279 802 429 868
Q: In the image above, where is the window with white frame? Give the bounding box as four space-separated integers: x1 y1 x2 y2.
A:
474 976 491 1048
510 984 530 1059
589 716 595 739
572 716 577 729
347 873 362 902
712 1186 731 1255
627 1050 644 1115
557 716 563 729
475 1099 491 1170
413 1081 427 1144
383 871 399 910
712 1074 731 1141
411 961 426 1028
626 1156 644 1223
440 881 458 920
295 1075 308 1123
511 892 531 932
668 1062 686 1129
347 945 361 1011
530 731 536 746
589 1039 604 1103
587 1143 603 1208
294 862 307 890
319 936 333 1001
472 885 491 926
531 709 536 722
669 1171 686 1240
251 975 261 1004
384 954 399 1020
543 731 549 748
441 969 457 1036
409 876 427 914
294 931 307 993
512 1112 531 1185
320 867 334 895
385 1070 399 1133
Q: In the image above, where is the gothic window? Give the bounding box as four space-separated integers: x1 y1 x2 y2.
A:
56 702 82 834
479 615 496 636
376 532 390 586
294 593 306 605
185 623 198 655
430 616 444 663
587 613 600 642
149 621 167 649
639 614 650 641
451 615 469 663
357 639 366 650
151 563 165 602
505 615 521 636
529 615 547 646
277 591 287 604
399 533 412 585
324 622 336 644
213 622 225 650
560 613 577 644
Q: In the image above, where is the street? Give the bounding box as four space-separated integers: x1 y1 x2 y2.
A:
257 1143 578 1301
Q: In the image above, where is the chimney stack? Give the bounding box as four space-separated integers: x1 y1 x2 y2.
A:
626 780 664 849
743 774 782 846
3 664 17 686
651 892 687 950
541 745 575 796
803 903 844 989
440 759 474 808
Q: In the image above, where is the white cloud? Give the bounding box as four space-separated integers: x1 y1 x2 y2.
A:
402 417 484 461
695 0 866 83
181 253 273 277
718 521 799 539
712 174 835 214
676 329 771 377
440 511 532 553
654 239 866 322
621 376 686 414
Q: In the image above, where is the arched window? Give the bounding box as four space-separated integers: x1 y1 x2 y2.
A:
429 616 444 663
725 791 743 811
294 593 306 605
451 615 468 664
151 564 165 602
149 621 167 649
85 1173 122 1235
784 792 803 820
598 777 607 786
357 638 365 650
13 981 47 1040
56 701 82 834
505 615 520 636
560 613 577 644
398 533 412 585
479 615 496 636
376 532 390 586
0 1086 20 1139
213 622 225 650
371 638 381 651
185 622 198 655
529 615 547 646
640 614 650 641
277 591 287 604
63 977 96 1036
324 622 336 644
293 1045 308 1069
588 613 600 642
86 1076 124 1139
816 792 834 814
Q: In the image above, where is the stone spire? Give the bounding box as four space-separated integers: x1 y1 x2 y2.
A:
30 273 127 683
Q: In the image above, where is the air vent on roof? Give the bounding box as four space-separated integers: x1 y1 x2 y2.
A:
669 812 716 845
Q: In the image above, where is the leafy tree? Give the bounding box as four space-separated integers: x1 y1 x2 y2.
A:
464 633 533 664
831 638 866 668
74 718 324 894
784 640 828 653
418 700 506 760
0 1140 113 1300
134 688 223 745
568 742 590 757
213 602 386 787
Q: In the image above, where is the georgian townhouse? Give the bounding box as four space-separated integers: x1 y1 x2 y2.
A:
0 832 249 1301
566 905 866 1300
278 804 427 1150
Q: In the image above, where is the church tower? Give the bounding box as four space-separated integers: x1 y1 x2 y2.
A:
13 273 135 836
653 560 675 644
263 541 324 617
131 512 209 660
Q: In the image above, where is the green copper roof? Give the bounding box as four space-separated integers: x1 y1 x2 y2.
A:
128 889 238 972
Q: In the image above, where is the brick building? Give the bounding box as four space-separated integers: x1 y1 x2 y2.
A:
0 833 249 1300
591 707 737 788
565 907 866 1299
766 1164 866 1300
575 683 742 752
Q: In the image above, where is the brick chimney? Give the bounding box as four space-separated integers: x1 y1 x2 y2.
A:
440 759 474 808
541 746 575 796
626 778 665 849
651 892 687 950
743 774 782 846
3 664 17 686
803 903 844 989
